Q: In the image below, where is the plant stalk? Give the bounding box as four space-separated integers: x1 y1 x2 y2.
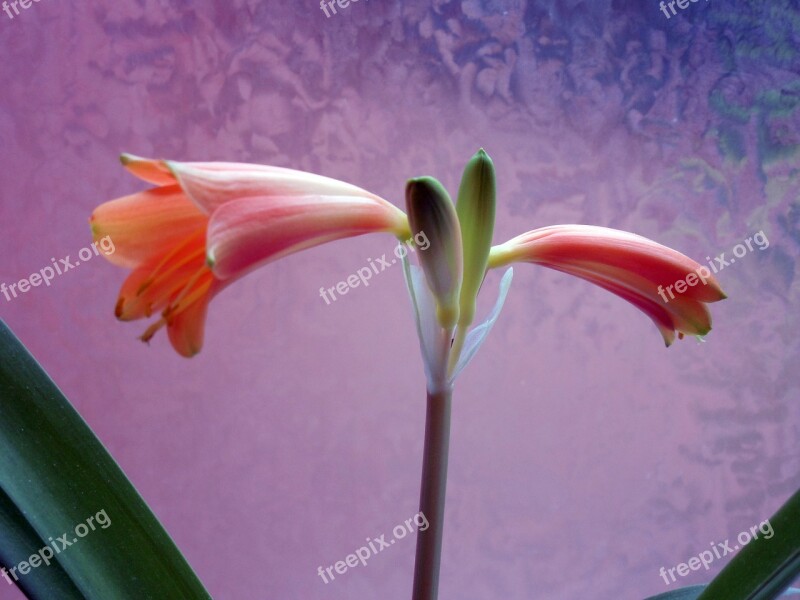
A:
411 386 453 600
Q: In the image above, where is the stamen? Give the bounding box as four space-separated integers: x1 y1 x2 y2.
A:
140 318 167 343
137 266 214 343
136 228 207 296
162 267 212 320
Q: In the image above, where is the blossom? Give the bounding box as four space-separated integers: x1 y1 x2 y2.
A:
488 224 727 345
90 154 409 356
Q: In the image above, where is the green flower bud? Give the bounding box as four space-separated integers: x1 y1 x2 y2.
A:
455 148 496 329
405 177 463 329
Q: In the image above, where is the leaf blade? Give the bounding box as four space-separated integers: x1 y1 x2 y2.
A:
0 319 211 599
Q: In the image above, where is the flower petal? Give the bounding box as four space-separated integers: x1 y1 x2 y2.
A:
137 269 221 358
90 186 208 268
206 195 409 280
552 260 713 335
489 224 725 344
115 229 208 321
450 267 514 380
166 161 388 214
491 225 726 302
165 287 213 358
546 262 711 344
120 154 177 186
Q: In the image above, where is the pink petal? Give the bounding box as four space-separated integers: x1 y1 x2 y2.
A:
166 161 388 214
498 225 726 302
546 262 711 344
206 195 408 280
490 224 725 343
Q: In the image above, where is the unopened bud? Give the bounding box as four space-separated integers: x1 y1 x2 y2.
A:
405 177 463 329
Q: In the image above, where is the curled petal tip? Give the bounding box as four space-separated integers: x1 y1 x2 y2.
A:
120 152 149 166
114 297 125 320
119 153 176 186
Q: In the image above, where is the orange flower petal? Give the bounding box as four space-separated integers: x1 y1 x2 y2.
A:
94 155 410 357
120 154 177 186
166 294 211 358
136 267 220 357
164 277 220 358
90 186 208 268
115 229 208 321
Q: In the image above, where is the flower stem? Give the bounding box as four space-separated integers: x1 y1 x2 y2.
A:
412 386 452 600
447 326 467 377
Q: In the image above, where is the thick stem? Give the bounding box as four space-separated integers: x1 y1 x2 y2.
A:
412 387 453 600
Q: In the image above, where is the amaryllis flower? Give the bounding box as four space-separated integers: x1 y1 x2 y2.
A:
487 224 727 346
90 154 409 357
90 148 733 600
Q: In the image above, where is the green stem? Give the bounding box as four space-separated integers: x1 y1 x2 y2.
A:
412 387 453 600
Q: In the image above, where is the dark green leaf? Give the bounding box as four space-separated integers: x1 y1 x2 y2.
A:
0 319 211 599
645 585 707 600
696 488 800 600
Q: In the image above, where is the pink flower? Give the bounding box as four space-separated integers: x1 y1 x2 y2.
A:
489 225 726 345
90 154 409 356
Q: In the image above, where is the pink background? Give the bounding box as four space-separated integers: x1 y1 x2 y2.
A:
1 1 798 598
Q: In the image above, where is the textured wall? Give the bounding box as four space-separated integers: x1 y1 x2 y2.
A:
1 1 799 598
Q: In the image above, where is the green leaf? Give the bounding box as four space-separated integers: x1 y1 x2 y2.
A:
0 319 211 599
0 486 84 598
644 585 800 600
696 488 800 600
644 585 707 600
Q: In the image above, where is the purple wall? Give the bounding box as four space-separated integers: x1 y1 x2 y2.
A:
1 1 798 598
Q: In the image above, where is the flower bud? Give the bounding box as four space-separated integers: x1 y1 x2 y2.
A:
455 148 496 329
405 177 463 329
